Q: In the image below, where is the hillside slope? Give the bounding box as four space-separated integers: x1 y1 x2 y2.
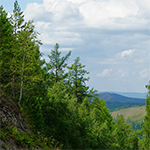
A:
0 91 59 150
98 92 146 111
111 106 146 122
0 92 42 150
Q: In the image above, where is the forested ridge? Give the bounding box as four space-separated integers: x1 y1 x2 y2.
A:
0 1 150 149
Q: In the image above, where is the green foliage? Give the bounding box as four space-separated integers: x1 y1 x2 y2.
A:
107 101 145 112
67 57 89 103
0 6 14 95
77 97 114 149
126 117 143 131
1 143 8 149
46 43 71 84
142 81 150 149
112 115 139 150
0 125 62 149
42 81 81 149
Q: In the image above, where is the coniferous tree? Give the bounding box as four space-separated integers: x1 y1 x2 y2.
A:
6 0 44 103
112 115 134 149
0 6 14 95
43 81 81 149
68 57 89 103
142 81 150 149
17 20 43 105
9 0 25 98
46 43 71 85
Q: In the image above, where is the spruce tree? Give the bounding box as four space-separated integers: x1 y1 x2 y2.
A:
10 0 25 98
17 20 43 105
46 43 71 84
112 115 133 149
0 6 14 95
67 57 89 103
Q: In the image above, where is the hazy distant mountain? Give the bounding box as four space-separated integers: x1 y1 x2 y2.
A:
116 92 147 99
98 92 146 112
98 92 146 104
98 91 147 99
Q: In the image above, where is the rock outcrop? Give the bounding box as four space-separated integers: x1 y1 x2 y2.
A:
1 93 30 132
0 91 34 150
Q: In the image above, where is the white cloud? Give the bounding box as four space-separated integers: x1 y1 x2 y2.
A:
97 69 112 77
24 0 150 29
121 49 135 58
139 69 149 79
42 0 82 23
39 31 83 48
21 0 150 92
67 0 87 5
79 0 139 28
59 47 73 51
24 3 52 22
23 0 150 48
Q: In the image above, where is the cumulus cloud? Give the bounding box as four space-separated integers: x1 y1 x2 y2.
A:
24 3 53 22
97 69 112 77
42 0 83 23
79 0 140 28
121 49 135 58
23 0 150 48
21 0 150 92
24 0 150 29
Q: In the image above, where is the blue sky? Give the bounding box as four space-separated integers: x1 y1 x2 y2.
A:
1 0 150 93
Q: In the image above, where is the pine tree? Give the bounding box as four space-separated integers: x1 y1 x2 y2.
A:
46 43 71 84
0 6 14 95
17 20 43 105
7 0 44 103
112 115 133 149
9 0 25 98
67 57 89 103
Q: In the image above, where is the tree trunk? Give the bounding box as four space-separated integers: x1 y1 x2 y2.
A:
18 44 26 105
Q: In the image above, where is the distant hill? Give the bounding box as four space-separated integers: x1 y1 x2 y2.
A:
111 106 146 121
111 106 146 131
99 91 147 99
98 92 146 112
99 92 146 103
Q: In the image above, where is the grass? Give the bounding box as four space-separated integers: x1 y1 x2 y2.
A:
111 106 146 122
0 125 62 150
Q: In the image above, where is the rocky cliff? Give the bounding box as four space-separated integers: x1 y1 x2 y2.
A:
0 91 41 150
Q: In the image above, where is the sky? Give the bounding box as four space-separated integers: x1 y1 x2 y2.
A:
1 0 150 93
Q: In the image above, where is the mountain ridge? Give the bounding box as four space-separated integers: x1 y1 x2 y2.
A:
98 92 146 104
98 91 147 99
98 92 146 112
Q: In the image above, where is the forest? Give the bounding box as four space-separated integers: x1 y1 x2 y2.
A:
0 1 150 149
